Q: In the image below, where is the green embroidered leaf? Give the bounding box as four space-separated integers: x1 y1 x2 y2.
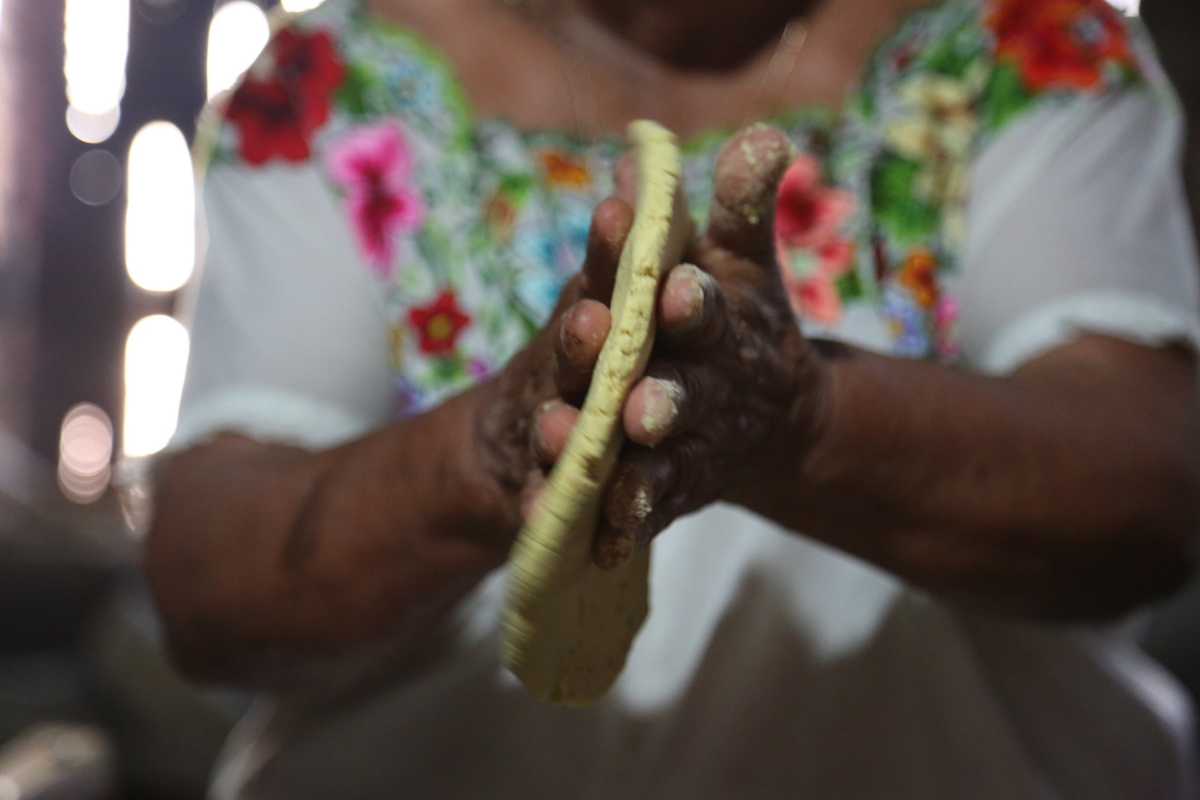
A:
870 154 939 242
431 352 466 382
920 39 974 77
982 61 1033 131
499 173 535 206
853 89 875 121
336 62 374 118
836 268 865 300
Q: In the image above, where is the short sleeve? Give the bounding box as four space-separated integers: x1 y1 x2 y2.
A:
171 160 394 452
959 88 1200 374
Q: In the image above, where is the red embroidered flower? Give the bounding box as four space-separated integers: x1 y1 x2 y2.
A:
409 290 471 356
987 0 1132 91
775 153 856 324
225 28 344 165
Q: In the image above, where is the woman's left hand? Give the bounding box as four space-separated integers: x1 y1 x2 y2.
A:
534 124 826 568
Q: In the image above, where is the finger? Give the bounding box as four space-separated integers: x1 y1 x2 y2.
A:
613 153 637 207
531 399 579 465
705 123 794 266
580 196 634 304
656 262 729 347
519 470 546 522
623 376 684 447
601 448 674 530
555 299 611 399
625 358 726 444
593 520 646 570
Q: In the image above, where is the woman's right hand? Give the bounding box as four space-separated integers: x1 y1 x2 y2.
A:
470 197 633 534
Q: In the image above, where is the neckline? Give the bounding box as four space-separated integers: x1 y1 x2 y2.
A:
349 0 957 151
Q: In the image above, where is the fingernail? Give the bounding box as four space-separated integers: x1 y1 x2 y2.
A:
559 306 583 354
666 264 710 332
599 530 637 569
640 378 682 442
530 400 555 459
681 264 706 320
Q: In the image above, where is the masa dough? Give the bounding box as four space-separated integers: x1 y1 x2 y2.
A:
501 121 691 706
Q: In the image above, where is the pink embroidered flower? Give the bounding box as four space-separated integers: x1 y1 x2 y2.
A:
327 122 424 278
934 293 961 362
775 153 856 324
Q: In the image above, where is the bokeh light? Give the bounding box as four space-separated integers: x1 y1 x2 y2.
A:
206 1 270 100
66 105 122 145
70 149 124 206
281 0 326 12
125 121 194 292
123 315 190 458
58 403 114 504
63 0 130 143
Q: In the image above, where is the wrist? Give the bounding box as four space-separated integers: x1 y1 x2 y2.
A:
426 383 526 563
728 336 838 508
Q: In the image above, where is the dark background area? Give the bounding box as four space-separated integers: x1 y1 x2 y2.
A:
0 0 1198 797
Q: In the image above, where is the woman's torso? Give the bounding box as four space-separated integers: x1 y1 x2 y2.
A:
198 0 1196 796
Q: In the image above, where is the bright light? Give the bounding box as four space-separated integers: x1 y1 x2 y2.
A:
1107 0 1139 14
58 403 113 504
206 1 271 100
125 121 194 292
66 105 121 145
63 0 129 116
123 315 190 458
281 0 327 11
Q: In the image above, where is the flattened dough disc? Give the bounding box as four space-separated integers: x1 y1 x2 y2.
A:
501 121 691 706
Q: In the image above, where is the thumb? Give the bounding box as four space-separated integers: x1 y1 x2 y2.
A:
704 123 795 267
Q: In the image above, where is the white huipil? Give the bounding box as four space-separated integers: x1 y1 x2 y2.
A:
171 37 1200 800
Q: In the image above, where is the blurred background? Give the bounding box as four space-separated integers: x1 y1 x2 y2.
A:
0 0 1197 797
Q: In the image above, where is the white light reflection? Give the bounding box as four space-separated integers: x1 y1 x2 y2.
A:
66 104 122 144
58 403 114 504
125 121 194 292
64 0 130 143
1107 0 1139 14
281 0 326 12
206 1 270 100
123 315 190 458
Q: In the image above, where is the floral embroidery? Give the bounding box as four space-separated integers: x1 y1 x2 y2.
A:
898 248 939 308
539 150 592 190
408 289 471 356
388 323 405 369
203 0 1160 413
775 153 856 324
327 121 424 277
987 0 1132 91
933 294 961 361
226 28 344 165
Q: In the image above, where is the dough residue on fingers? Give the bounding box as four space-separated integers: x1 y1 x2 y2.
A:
501 121 691 707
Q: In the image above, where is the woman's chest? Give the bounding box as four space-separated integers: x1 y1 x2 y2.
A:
365 118 904 417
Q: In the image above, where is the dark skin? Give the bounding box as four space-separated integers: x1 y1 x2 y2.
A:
146 0 1200 688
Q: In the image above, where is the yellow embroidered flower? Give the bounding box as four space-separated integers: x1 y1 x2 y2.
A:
884 67 986 246
388 323 406 369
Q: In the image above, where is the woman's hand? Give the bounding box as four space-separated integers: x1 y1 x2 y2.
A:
528 124 825 568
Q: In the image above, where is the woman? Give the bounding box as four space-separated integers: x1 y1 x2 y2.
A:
148 0 1200 795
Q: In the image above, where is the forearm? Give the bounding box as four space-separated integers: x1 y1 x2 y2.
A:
737 336 1200 620
146 385 518 688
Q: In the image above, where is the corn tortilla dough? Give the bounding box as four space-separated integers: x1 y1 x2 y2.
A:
501 121 692 706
